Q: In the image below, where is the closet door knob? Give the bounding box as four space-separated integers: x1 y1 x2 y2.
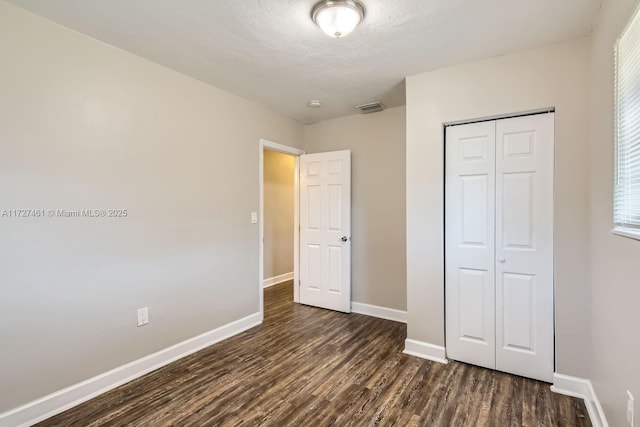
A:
498 258 506 263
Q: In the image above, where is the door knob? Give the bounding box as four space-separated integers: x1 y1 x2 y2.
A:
498 258 506 263
341 236 349 242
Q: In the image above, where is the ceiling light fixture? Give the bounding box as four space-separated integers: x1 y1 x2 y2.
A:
308 100 323 108
311 0 365 38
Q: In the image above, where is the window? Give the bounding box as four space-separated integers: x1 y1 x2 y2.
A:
614 6 640 240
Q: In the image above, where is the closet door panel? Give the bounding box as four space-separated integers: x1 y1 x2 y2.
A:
445 121 496 369
495 113 554 382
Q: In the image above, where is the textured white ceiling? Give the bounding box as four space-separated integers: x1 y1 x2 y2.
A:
6 0 601 124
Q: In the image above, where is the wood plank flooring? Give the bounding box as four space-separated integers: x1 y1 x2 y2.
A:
37 281 590 426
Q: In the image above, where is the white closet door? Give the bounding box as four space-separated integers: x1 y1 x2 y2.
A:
445 121 496 370
495 113 554 382
445 113 555 383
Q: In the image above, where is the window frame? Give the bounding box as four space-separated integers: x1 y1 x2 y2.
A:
612 4 640 241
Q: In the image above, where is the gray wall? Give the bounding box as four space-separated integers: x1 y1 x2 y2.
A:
304 107 407 311
589 0 640 424
263 150 294 280
0 2 303 412
405 37 592 377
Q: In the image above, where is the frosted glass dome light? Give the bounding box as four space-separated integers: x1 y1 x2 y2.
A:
312 0 365 38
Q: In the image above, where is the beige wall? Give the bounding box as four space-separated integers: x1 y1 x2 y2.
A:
263 150 294 280
589 0 640 424
304 107 407 311
7 0 638 422
0 2 303 413
406 38 592 377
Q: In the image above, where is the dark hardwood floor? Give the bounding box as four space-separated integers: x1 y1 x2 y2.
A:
37 281 590 426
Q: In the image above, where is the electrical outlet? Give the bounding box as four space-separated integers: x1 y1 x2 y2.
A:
628 390 635 426
137 307 149 327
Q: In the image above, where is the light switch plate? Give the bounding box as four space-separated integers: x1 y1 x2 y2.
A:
251 212 258 224
137 307 149 327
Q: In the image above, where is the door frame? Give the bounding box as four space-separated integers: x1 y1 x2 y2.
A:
259 139 305 321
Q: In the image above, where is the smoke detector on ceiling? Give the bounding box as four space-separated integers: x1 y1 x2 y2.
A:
355 101 385 114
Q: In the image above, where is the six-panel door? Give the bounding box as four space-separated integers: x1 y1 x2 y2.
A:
445 121 497 370
495 114 554 382
299 150 351 313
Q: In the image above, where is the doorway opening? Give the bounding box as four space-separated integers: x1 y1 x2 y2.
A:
259 139 305 321
259 139 353 319
263 149 295 313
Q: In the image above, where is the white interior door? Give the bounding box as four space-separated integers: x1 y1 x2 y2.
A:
445 121 497 370
495 114 554 382
299 150 351 312
445 113 554 383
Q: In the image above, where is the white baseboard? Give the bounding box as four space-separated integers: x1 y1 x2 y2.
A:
263 272 294 288
0 312 262 427
403 339 448 364
351 302 407 323
551 373 608 427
